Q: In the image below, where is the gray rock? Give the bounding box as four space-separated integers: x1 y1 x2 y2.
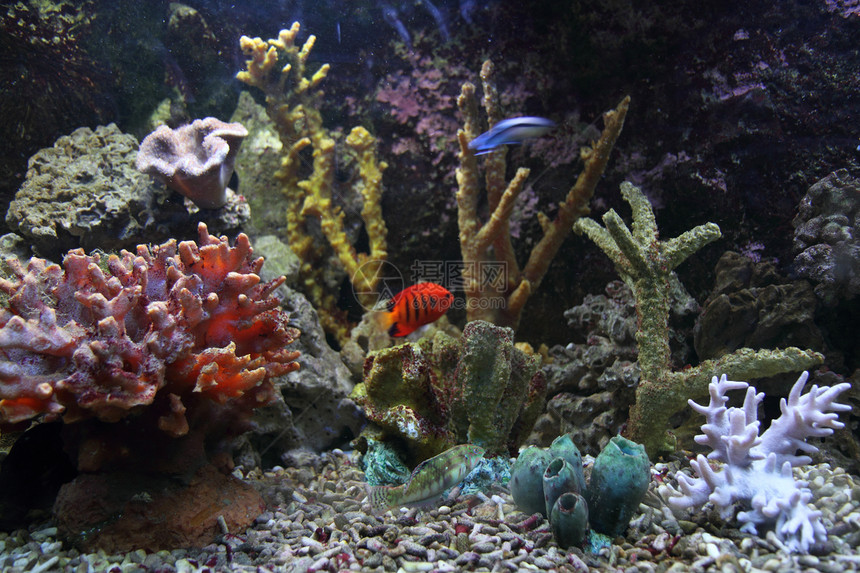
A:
694 251 824 361
7 124 249 259
792 169 860 306
252 235 301 286
234 238 364 467
0 233 31 262
530 279 696 455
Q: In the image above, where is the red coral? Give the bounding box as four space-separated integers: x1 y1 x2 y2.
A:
0 223 300 437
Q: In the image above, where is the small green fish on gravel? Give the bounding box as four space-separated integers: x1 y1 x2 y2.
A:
368 444 486 513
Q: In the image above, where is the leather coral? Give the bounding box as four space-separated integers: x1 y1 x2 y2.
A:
136 118 248 209
0 223 300 439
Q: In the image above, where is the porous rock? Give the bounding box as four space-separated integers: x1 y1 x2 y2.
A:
792 169 859 306
6 124 249 259
530 280 697 455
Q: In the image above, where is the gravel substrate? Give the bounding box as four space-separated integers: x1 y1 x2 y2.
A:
1 450 859 572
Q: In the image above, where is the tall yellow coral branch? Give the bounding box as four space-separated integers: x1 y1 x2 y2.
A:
237 23 387 342
456 60 629 329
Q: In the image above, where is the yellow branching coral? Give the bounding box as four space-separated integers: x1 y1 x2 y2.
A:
456 60 629 329
237 23 387 342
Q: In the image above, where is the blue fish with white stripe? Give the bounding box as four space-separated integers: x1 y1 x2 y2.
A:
468 116 556 155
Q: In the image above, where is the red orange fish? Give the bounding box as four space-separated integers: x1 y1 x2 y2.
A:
377 282 454 337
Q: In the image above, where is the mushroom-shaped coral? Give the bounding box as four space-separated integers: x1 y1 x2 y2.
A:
136 118 248 209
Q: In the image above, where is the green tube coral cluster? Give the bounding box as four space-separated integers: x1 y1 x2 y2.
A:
510 433 650 548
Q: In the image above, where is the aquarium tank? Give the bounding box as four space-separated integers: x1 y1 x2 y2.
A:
0 0 857 571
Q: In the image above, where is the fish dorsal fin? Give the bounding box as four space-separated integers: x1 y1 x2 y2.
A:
408 457 431 481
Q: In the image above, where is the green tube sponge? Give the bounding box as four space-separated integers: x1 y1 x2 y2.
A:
543 458 583 518
586 436 650 537
548 433 586 495
510 446 553 516
550 492 589 548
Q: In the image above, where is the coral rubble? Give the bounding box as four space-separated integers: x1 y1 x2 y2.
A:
574 181 824 456
236 23 388 342
455 60 629 329
660 371 851 553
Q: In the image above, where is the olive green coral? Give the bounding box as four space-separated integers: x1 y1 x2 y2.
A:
350 320 547 463
574 182 824 457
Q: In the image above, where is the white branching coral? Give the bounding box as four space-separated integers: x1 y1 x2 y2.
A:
660 371 851 553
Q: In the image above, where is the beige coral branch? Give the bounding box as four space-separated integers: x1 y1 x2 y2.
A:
236 23 387 342
456 59 629 329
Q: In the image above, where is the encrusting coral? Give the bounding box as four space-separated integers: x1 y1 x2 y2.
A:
660 371 851 553
456 60 629 329
574 181 824 457
351 320 547 464
136 117 248 209
236 23 387 342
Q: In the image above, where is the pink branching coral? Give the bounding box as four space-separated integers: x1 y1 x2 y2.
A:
0 224 300 457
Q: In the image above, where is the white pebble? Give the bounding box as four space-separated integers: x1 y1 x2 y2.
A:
399 562 434 571
706 543 720 559
300 536 324 552
836 501 857 518
30 556 60 573
31 527 58 541
701 532 721 544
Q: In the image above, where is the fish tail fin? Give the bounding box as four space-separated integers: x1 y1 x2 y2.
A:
372 307 396 335
372 305 412 337
368 485 398 514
